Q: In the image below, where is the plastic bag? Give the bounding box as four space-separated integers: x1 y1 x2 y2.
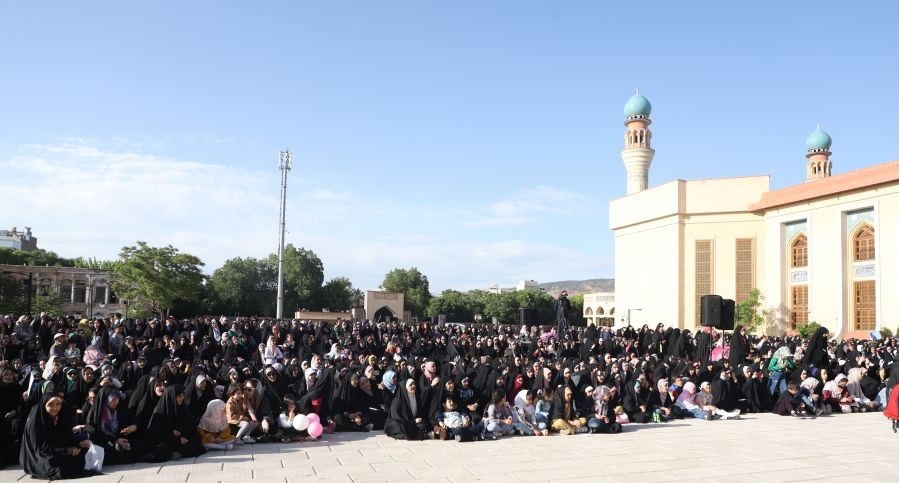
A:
84 443 104 473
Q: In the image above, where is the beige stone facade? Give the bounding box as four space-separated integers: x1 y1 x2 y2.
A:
610 94 895 338
0 264 126 317
581 291 615 326
363 290 405 322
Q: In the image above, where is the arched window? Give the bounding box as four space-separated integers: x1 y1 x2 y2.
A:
597 307 604 315
585 307 593 316
609 307 615 315
853 224 875 261
791 234 807 268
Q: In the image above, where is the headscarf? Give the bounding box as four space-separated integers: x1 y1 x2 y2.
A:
20 393 71 479
304 367 317 389
676 381 697 406
197 399 229 433
800 377 819 393
513 389 535 420
593 385 611 418
404 379 417 419
846 367 868 402
100 389 123 435
382 370 397 393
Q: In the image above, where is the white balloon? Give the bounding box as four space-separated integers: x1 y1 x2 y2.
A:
292 414 309 431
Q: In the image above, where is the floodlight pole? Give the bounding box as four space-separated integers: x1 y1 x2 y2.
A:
276 149 292 320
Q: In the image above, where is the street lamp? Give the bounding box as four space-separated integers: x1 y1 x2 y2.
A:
627 308 642 327
122 299 129 320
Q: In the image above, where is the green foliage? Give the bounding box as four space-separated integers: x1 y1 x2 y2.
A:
71 257 120 270
0 272 25 314
880 327 893 339
736 289 769 334
112 241 205 317
425 288 556 324
32 294 65 318
267 245 325 312
795 320 822 339
426 289 484 323
209 257 277 316
207 246 342 317
0 248 76 267
318 276 359 312
381 267 431 318
567 294 587 326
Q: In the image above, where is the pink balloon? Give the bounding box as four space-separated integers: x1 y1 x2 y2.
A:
306 413 320 425
307 421 323 438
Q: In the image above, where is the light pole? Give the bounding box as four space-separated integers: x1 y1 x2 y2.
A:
627 307 642 327
276 149 293 320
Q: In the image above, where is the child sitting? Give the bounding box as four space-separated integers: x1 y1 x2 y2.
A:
197 399 237 450
435 395 482 442
534 388 554 428
774 381 811 417
514 389 547 436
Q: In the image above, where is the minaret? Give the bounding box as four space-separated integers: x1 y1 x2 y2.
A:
805 125 833 181
621 89 655 194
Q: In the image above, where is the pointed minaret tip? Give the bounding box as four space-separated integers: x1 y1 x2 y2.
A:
635 88 640 95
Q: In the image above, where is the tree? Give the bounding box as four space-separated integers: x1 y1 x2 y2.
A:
796 320 822 339
426 289 484 323
318 277 358 312
469 290 556 325
32 293 65 318
566 294 587 326
381 267 431 318
267 245 325 313
71 257 120 270
209 257 276 316
0 272 25 314
737 289 770 334
0 248 75 267
112 241 205 318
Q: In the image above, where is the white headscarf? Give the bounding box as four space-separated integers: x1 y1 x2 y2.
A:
198 399 229 433
405 379 417 418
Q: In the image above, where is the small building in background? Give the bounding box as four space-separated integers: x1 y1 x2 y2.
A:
0 227 38 252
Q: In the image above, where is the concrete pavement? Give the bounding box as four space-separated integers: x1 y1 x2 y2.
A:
3 412 897 482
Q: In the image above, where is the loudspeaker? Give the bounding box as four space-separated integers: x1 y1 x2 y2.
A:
700 295 723 327
519 308 535 325
720 299 735 331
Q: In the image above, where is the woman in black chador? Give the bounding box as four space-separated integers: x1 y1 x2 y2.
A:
383 379 429 440
20 392 93 480
146 385 205 461
85 387 140 465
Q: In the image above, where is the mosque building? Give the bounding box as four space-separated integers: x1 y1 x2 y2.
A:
609 92 899 338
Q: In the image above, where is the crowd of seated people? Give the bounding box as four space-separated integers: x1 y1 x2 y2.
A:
2 312 898 478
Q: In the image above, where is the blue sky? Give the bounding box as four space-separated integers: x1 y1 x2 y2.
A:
2 1 898 293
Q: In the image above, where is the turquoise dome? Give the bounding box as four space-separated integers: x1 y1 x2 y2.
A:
624 91 652 117
805 127 832 151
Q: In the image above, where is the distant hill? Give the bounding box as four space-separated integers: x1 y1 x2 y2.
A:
539 279 614 297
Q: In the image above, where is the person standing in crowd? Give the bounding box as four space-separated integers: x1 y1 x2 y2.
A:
554 292 571 335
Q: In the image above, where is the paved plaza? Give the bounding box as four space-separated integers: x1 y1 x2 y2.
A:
3 412 896 483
